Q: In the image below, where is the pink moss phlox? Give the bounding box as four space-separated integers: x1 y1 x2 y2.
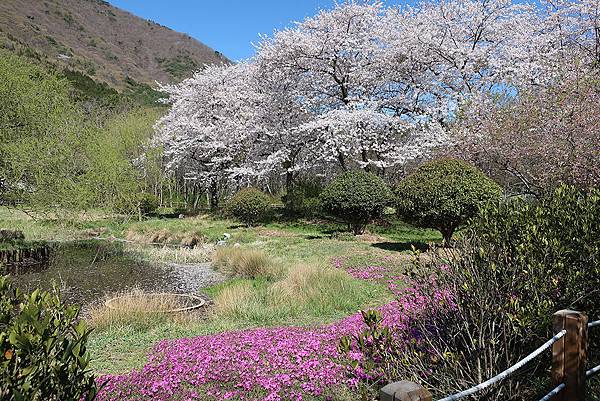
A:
97 261 451 400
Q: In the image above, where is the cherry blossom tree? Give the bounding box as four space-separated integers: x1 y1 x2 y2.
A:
451 0 600 195
256 1 451 173
155 62 261 208
154 0 599 201
539 0 600 76
242 64 314 194
454 74 600 196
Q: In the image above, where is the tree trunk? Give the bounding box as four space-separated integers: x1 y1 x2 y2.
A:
337 152 347 171
284 159 295 198
209 179 219 211
353 221 367 235
440 225 456 247
361 149 371 173
286 171 294 194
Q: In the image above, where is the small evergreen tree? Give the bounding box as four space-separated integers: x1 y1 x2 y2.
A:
225 188 273 226
320 170 392 235
394 159 501 246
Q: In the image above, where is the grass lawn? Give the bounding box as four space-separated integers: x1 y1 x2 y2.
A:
0 206 441 375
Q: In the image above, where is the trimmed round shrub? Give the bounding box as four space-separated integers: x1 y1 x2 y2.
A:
225 188 273 226
319 170 393 235
394 158 502 246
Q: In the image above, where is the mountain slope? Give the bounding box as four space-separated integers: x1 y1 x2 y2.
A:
0 0 229 89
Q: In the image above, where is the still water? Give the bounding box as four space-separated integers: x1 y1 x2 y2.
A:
10 241 222 307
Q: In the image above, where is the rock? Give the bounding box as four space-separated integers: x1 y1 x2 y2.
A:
178 214 185 219
223 233 231 240
164 262 226 292
216 240 226 246
233 242 241 248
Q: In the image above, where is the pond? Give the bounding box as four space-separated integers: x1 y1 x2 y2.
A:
9 241 223 308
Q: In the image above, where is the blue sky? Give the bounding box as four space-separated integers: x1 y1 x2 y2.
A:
107 1 405 62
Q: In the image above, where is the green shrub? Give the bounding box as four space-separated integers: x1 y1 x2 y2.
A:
298 197 322 219
320 170 392 235
285 193 322 219
0 276 97 400
284 179 323 218
138 192 159 216
345 185 600 400
225 188 273 226
394 159 501 245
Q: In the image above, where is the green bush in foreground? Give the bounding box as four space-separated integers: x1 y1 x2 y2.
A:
225 188 273 226
320 170 392 235
0 276 97 401
394 158 501 245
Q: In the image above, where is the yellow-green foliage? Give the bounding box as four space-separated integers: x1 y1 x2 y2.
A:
0 49 88 209
0 49 165 213
78 107 164 213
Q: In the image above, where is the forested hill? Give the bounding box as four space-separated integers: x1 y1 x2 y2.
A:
0 0 229 90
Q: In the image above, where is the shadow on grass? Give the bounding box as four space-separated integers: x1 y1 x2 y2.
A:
371 241 431 252
227 224 245 229
303 234 327 240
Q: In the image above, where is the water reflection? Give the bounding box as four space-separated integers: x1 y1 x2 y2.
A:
10 241 220 307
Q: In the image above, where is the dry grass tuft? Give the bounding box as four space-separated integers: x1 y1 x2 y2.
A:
211 262 373 324
87 290 197 331
124 229 205 247
212 247 282 279
272 263 350 304
212 282 257 317
125 243 213 263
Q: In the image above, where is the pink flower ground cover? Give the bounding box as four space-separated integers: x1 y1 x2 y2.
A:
97 261 432 401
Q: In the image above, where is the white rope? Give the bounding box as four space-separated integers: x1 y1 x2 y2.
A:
538 383 565 401
584 320 600 379
587 364 600 378
436 330 567 401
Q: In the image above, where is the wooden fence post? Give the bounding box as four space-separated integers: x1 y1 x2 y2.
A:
552 309 588 401
380 381 432 401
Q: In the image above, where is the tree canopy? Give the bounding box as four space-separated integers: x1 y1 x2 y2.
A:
154 0 599 197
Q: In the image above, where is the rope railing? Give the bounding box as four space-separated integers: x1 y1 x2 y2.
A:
380 310 598 401
435 330 567 401
588 319 600 380
587 364 600 378
538 383 565 401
